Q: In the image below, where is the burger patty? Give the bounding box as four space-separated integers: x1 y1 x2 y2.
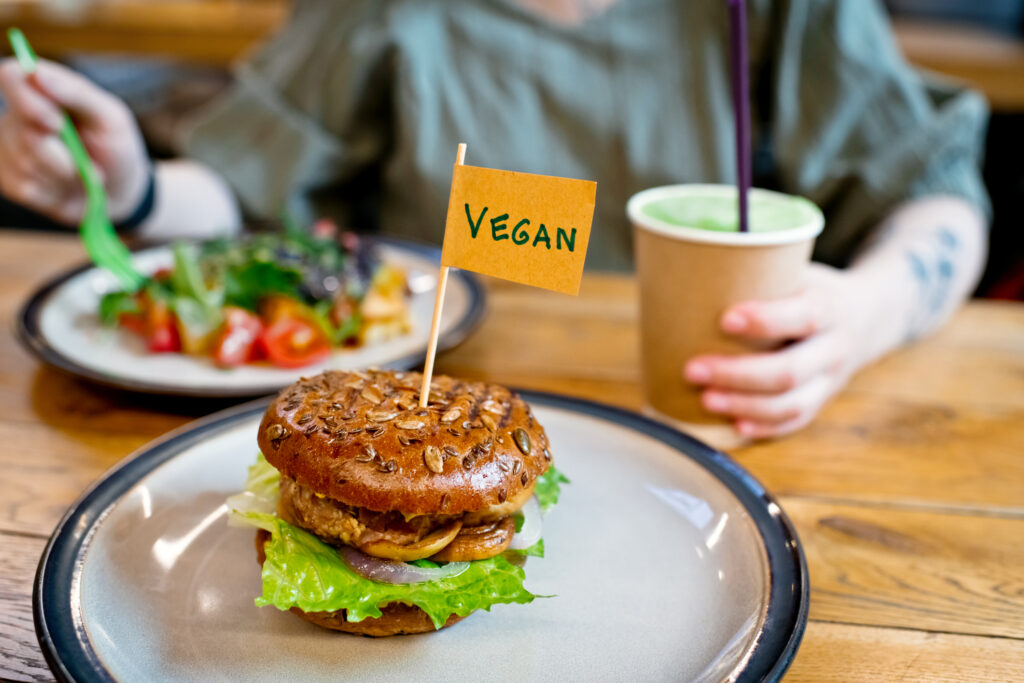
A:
278 476 524 561
278 476 445 546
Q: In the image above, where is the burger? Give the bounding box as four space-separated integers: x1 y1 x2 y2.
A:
227 369 567 636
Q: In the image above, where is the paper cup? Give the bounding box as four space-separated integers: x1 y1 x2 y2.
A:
628 184 824 433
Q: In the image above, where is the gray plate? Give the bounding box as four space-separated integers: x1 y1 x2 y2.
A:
35 392 807 682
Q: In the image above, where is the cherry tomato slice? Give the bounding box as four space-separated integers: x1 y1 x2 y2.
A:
132 293 181 353
212 307 264 367
146 304 181 353
117 311 147 337
260 317 331 368
116 290 181 352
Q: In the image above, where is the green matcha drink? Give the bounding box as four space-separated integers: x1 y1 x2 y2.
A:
641 190 820 235
627 184 824 432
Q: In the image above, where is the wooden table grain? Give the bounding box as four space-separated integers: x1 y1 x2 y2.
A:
1 229 1022 681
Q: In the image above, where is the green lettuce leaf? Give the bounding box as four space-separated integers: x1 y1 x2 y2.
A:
98 291 139 326
509 538 545 558
242 512 536 629
333 310 363 343
535 465 570 512
244 452 280 498
227 453 542 629
225 453 280 519
221 260 302 311
170 242 208 302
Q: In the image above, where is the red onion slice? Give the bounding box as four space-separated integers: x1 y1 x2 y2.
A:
339 545 468 584
507 495 543 550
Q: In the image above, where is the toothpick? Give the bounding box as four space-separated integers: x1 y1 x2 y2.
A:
420 143 466 407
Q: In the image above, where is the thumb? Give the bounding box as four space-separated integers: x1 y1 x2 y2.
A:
30 61 125 127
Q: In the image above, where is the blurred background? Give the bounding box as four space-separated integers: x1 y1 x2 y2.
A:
1 0 1022 298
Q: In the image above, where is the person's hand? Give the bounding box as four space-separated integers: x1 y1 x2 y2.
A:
683 263 869 439
0 58 149 225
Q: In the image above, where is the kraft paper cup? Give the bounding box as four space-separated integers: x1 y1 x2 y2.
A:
628 184 824 446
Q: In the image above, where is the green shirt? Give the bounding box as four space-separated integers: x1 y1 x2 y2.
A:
183 0 989 271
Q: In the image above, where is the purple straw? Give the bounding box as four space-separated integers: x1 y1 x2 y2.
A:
728 0 751 232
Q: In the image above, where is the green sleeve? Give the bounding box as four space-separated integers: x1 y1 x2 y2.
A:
766 0 990 266
180 0 393 225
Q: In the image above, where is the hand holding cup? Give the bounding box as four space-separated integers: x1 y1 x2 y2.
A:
684 262 868 438
628 184 825 442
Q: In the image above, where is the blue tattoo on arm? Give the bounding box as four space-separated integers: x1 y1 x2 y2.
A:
905 227 959 341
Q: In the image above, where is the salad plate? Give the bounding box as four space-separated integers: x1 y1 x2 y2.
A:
17 236 484 397
34 392 807 682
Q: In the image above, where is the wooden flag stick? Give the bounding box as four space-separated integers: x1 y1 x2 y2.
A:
420 142 466 407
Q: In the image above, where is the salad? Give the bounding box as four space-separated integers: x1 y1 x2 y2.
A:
99 225 410 368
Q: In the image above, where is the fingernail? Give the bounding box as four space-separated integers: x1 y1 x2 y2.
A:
684 362 711 383
736 421 755 436
704 393 728 412
722 311 747 333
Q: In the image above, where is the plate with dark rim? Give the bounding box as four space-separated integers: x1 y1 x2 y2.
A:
34 391 807 682
17 236 485 397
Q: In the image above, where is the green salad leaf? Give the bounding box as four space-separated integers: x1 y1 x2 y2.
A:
197 227 350 313
143 278 173 303
98 291 139 325
221 260 303 311
535 465 570 512
170 242 208 302
333 310 363 343
172 295 221 340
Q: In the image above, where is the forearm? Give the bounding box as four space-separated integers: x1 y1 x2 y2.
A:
135 159 242 241
846 195 987 368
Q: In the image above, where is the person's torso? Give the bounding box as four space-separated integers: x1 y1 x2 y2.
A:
378 0 769 270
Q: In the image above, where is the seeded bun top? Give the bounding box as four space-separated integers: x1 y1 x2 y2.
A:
258 370 552 515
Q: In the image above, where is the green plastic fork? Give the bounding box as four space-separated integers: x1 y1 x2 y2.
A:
7 28 145 290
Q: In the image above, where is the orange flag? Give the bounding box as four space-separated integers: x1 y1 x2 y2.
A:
440 163 597 295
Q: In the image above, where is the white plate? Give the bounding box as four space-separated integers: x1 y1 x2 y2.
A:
34 393 807 682
17 237 484 397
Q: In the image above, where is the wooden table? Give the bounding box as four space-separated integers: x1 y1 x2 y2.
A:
0 0 289 66
1 229 1023 681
